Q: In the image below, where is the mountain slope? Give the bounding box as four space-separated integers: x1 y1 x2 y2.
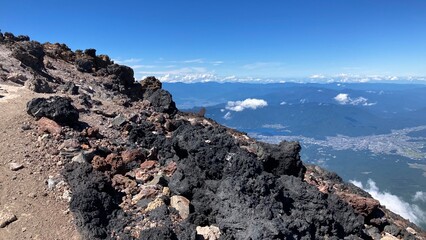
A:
1 32 425 239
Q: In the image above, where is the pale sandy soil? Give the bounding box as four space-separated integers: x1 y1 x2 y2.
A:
0 84 80 240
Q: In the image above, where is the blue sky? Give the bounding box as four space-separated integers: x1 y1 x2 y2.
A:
2 0 426 82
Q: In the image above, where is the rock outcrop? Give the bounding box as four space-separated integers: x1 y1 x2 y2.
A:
12 41 45 70
1 32 425 239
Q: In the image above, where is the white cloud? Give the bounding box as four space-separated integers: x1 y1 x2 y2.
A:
157 73 217 83
138 67 210 80
334 93 350 104
414 191 426 202
350 179 426 225
211 61 224 66
151 73 277 83
183 59 204 64
130 65 157 69
262 124 286 129
309 74 326 79
334 93 376 106
225 98 268 112
113 58 142 64
223 112 232 120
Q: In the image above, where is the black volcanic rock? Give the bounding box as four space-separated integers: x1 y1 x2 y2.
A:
75 57 94 73
26 96 79 125
2 32 30 42
139 76 177 113
106 64 134 83
62 162 126 240
84 48 97 58
147 89 178 114
74 48 113 74
58 81 79 95
260 141 306 177
12 41 45 70
165 123 364 239
95 54 112 69
140 76 163 99
105 64 135 92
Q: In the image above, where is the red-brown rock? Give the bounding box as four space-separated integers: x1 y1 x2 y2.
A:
135 168 154 183
37 117 62 135
92 155 108 171
164 161 177 176
86 127 100 138
140 160 158 170
337 192 380 217
112 174 138 195
121 149 144 163
105 153 123 172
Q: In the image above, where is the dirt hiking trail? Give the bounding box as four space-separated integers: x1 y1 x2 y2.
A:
0 84 80 240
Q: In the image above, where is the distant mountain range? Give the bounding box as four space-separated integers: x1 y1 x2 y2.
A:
164 82 426 138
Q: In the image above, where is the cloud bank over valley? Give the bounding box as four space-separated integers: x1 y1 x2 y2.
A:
350 179 426 226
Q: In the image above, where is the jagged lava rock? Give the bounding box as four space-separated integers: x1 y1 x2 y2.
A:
43 42 75 62
259 141 305 177
12 40 45 70
75 57 94 73
165 123 364 239
62 162 127 239
147 89 177 114
105 64 135 91
140 76 162 92
2 32 30 43
27 96 79 125
140 76 177 114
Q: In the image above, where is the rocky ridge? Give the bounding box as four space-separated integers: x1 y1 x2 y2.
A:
0 31 425 239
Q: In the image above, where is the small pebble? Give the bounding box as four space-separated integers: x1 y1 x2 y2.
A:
0 211 17 228
9 163 24 171
28 192 37 198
